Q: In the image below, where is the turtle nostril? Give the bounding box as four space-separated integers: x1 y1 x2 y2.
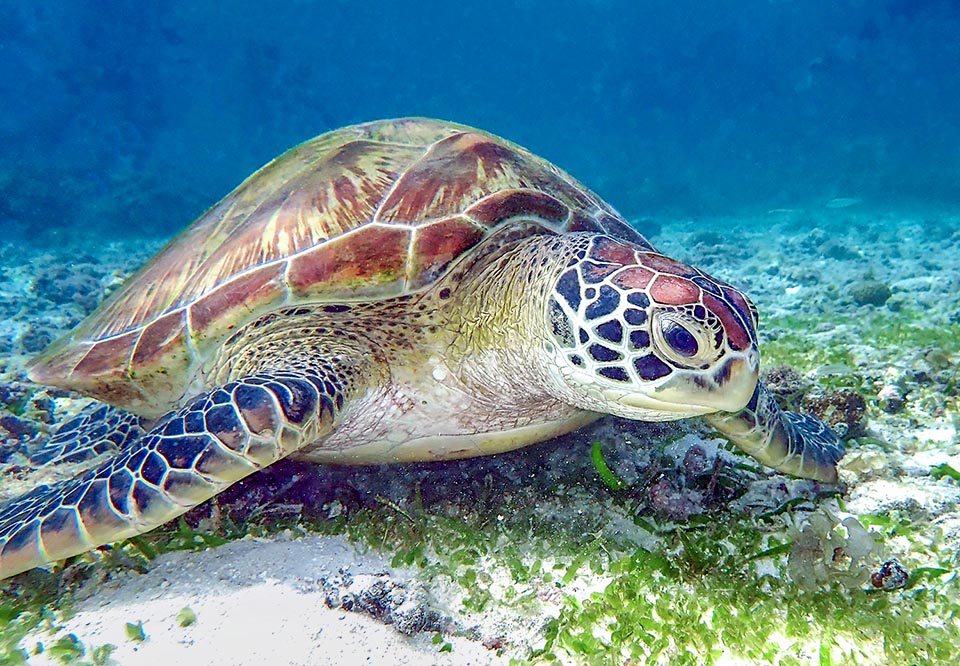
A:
661 320 699 357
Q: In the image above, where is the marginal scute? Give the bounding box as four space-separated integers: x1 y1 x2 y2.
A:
189 264 286 338
72 331 138 379
132 311 186 365
568 212 603 233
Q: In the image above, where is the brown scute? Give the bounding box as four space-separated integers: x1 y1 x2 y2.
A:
357 116 471 146
650 275 699 305
596 213 654 249
589 236 639 266
376 131 581 224
87 246 199 339
181 139 418 296
188 264 286 337
131 310 188 367
73 330 140 381
376 133 511 222
466 189 568 227
66 129 425 345
287 225 410 298
611 266 655 290
638 252 694 275
568 212 603 233
408 217 485 289
26 334 88 387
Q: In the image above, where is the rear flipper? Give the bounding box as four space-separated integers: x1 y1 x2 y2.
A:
0 369 344 580
703 382 845 483
28 403 149 467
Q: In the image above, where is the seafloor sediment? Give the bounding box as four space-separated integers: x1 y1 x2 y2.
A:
0 207 957 665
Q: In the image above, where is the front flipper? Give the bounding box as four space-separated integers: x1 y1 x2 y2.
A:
0 369 346 580
703 383 845 483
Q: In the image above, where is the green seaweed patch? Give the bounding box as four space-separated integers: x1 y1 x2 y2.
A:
931 463 960 483
3 474 958 664
124 620 146 642
302 490 960 664
0 568 76 664
527 512 959 665
764 312 960 373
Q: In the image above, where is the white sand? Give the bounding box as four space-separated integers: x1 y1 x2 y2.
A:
25 535 504 666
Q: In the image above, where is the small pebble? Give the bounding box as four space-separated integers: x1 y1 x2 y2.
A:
870 560 909 591
877 385 905 414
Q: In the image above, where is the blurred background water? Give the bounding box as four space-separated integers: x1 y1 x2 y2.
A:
0 0 958 242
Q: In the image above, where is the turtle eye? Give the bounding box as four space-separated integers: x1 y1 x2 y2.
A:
661 319 698 357
651 310 719 368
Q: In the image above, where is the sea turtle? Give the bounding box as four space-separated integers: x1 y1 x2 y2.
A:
0 118 843 580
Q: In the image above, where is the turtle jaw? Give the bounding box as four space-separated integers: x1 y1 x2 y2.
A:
609 352 760 419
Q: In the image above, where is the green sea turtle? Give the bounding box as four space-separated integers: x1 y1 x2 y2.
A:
0 118 843 579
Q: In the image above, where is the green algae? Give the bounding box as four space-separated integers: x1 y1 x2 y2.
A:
2 488 958 664
763 312 960 373
590 441 628 492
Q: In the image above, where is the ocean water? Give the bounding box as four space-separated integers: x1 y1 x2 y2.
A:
2 1 958 242
1 2 959 664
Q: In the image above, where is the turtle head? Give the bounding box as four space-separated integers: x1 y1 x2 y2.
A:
543 235 760 420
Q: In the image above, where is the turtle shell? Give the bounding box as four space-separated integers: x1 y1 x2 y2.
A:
28 118 651 417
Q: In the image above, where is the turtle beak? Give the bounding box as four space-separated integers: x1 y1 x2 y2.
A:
648 352 760 414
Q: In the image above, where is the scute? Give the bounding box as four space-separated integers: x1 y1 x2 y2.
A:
28 118 652 417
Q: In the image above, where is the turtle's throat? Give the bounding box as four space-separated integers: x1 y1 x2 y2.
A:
443 233 590 408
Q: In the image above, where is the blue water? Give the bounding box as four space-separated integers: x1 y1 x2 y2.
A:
1 1 958 240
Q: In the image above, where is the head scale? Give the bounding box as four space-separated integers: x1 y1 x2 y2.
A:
544 235 760 419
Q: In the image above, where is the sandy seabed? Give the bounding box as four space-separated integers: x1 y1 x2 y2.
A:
2 206 959 664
